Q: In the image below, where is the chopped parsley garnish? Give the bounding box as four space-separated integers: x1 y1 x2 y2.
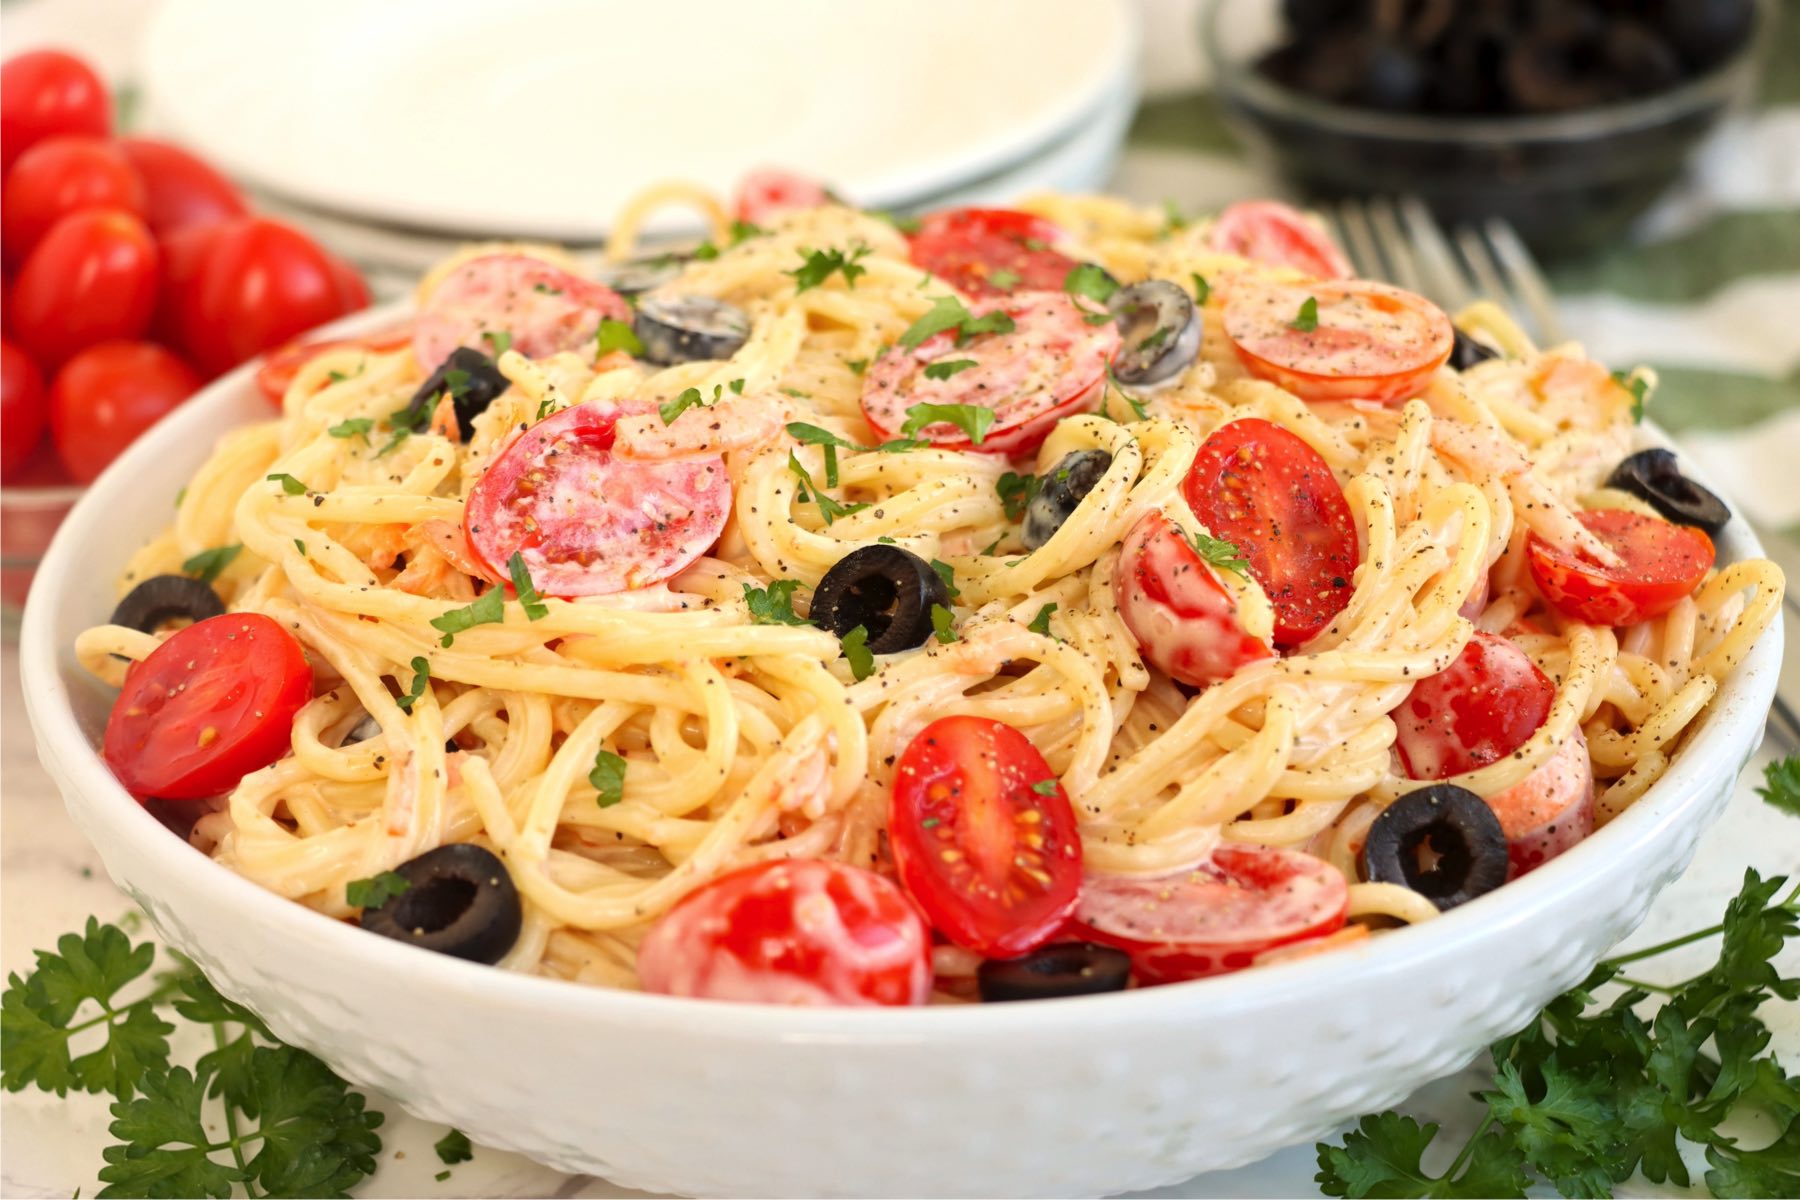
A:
507 552 549 620
870 209 922 234
294 539 306 557
265 473 307 495
1192 273 1211 305
1161 198 1188 233
534 396 559 421
897 296 1016 350
840 625 875 681
1290 296 1320 332
435 1129 474 1165
729 378 746 394
997 471 1040 522
589 750 627 807
429 588 504 647
346 871 410 909
328 417 374 442
659 386 714 426
787 452 871 526
395 657 432 713
1063 262 1120 306
922 358 977 381
375 427 411 457
901 402 994 445
1030 779 1060 796
1185 529 1250 579
930 604 958 643
728 218 765 246
929 558 959 599
988 268 1021 291
690 240 720 261
846 357 868 376
1104 364 1150 421
595 317 644 360
481 330 513 357
181 544 241 585
1612 368 1651 423
533 282 563 294
786 243 872 293
1026 603 1056 637
743 579 808 626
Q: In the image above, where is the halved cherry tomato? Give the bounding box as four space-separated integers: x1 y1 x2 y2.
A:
732 167 833 226
1182 417 1357 647
117 137 248 236
254 326 414 406
463 397 729 597
10 208 159 367
1394 630 1554 780
906 207 1079 297
636 859 931 1006
1 50 110 175
1526 509 1713 627
1223 279 1454 405
1487 729 1595 877
413 253 628 374
860 292 1119 457
1 338 48 477
1208 200 1352 280
889 715 1082 958
0 135 145 271
102 613 312 801
50 341 201 483
1114 509 1274 687
1074 845 1349 984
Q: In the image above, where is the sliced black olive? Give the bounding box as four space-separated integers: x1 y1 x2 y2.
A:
634 295 751 365
1361 784 1508 911
358 843 521 964
1107 281 1201 387
400 347 510 441
594 254 684 297
809 544 949 654
108 575 225 634
1022 449 1113 550
1449 328 1501 371
978 942 1132 1002
1605 448 1731 537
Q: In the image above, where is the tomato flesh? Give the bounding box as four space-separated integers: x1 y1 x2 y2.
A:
102 614 312 801
636 859 932 1006
1224 279 1453 405
1183 417 1357 646
1075 845 1349 984
1208 200 1353 280
906 207 1079 297
1526 509 1713 627
1114 509 1274 687
1394 630 1554 780
889 715 1083 958
413 253 629 373
463 398 730 597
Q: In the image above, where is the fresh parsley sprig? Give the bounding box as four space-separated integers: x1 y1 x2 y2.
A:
897 296 1015 350
429 589 504 647
786 243 872 293
590 750 627 807
743 580 808 626
787 452 871 527
901 402 994 445
997 472 1041 522
785 422 920 487
181 545 242 586
1185 529 1250 579
1612 368 1652 424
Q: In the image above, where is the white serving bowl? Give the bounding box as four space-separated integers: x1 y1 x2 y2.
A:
20 306 1783 1198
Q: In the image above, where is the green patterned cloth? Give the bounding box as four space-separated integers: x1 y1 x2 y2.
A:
1120 0 1800 539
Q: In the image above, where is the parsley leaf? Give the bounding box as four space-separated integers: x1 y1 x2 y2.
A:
436 1128 474 1165
997 472 1041 522
922 358 977 381
507 552 549 621
870 209 921 234
929 559 959 599
1030 779 1060 796
1290 297 1320 332
787 452 870 526
1185 529 1250 579
181 545 241 585
265 472 306 495
395 657 431 713
590 750 627 807
846 357 868 376
1316 1113 1529 1198
930 604 957 643
1027 603 1056 637
328 417 373 442
660 386 713 425
744 580 808 626
1192 273 1211 305
481 329 513 357
901 402 994 445
988 268 1020 291
840 625 875 681
728 218 765 246
1064 263 1119 306
345 871 410 910
1162 198 1189 232
1757 755 1800 817
898 296 974 349
595 317 644 360
1104 363 1150 421
429 588 504 647
786 243 872 293
1612 368 1652 423
691 239 720 261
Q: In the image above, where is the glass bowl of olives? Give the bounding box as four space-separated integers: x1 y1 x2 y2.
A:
1200 0 1771 257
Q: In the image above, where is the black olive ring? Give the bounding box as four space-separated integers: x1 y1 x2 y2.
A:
809 544 950 654
1361 784 1509 911
1605 448 1731 538
108 575 226 634
358 843 522 964
978 942 1132 1002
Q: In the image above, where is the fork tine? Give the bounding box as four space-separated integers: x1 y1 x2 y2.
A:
1334 198 1385 282
1484 219 1567 345
1396 197 1473 315
1366 197 1424 295
1452 224 1521 335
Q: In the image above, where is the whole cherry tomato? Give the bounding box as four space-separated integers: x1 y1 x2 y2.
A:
159 217 370 376
0 135 144 271
1 337 48 477
116 137 247 236
49 340 200 483
9 208 159 367
0 50 110 175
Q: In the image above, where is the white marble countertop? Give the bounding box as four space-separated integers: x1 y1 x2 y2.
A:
3 631 1797 1198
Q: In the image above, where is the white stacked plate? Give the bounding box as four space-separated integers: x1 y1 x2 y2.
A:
136 0 1140 276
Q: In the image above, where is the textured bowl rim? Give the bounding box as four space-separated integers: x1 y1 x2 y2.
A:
19 301 1782 1039
1197 0 1772 145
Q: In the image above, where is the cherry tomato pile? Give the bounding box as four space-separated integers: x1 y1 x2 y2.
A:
0 50 369 485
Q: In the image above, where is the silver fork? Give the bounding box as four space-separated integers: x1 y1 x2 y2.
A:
1328 196 1800 752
